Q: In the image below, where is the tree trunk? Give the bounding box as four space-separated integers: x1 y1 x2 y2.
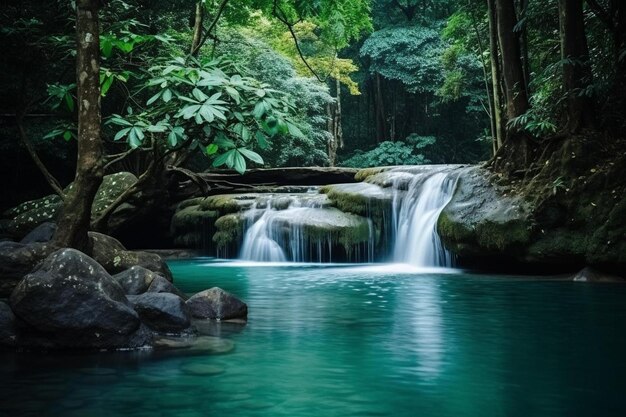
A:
336 78 344 149
517 0 531 95
495 0 529 123
52 0 104 253
487 0 505 151
375 74 388 142
190 2 204 56
327 102 337 166
559 0 595 132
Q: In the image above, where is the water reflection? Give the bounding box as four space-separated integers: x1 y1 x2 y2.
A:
1 261 626 417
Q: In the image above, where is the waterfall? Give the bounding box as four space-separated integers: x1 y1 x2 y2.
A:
391 170 457 267
239 195 375 263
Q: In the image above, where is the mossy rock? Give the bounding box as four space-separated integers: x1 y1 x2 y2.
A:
354 167 390 182
4 172 138 238
198 195 243 213
321 183 392 218
213 214 244 249
437 166 534 257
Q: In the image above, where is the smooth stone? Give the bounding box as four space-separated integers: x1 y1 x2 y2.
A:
186 287 247 320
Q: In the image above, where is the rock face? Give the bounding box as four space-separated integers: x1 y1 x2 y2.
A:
131 293 191 332
186 287 248 320
9 248 150 349
437 166 533 263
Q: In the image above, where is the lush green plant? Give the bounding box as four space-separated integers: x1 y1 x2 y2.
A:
341 135 435 168
108 56 304 173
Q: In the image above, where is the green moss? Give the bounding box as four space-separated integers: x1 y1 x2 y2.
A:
474 220 532 251
355 167 388 182
199 195 240 213
212 214 243 249
437 211 473 243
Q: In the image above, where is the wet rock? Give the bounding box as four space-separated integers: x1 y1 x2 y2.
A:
186 287 247 320
90 232 173 281
20 222 57 244
131 293 191 333
9 248 150 349
180 362 225 376
572 267 624 283
146 276 188 300
113 266 161 295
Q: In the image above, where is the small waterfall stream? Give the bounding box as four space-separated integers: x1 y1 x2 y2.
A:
237 166 457 266
391 171 457 267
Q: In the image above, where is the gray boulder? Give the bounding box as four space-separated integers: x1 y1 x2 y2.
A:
147 275 188 300
9 248 151 349
131 293 191 333
186 287 247 320
113 266 161 295
20 222 57 244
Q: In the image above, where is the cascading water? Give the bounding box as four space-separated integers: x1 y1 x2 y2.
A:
239 193 375 263
391 169 458 267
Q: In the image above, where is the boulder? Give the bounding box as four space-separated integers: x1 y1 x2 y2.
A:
0 241 54 297
572 267 624 283
3 172 137 239
147 276 188 300
9 248 151 349
131 293 191 333
186 287 247 320
20 222 57 244
90 232 173 281
113 266 161 295
0 301 17 347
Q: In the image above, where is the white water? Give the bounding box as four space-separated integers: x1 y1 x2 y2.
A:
238 167 457 266
391 170 457 267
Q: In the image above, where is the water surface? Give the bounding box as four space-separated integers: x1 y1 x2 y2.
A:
1 259 625 417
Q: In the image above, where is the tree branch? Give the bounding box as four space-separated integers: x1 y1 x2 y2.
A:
190 0 230 57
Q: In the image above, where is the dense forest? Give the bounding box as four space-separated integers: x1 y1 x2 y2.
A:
0 0 625 253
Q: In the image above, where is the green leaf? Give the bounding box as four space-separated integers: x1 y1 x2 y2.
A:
146 91 162 105
253 101 265 119
162 88 172 103
238 148 264 164
168 130 178 147
206 143 218 155
233 151 246 174
64 94 74 112
62 130 72 141
101 76 114 96
255 131 269 149
113 127 131 141
287 122 305 139
212 150 232 167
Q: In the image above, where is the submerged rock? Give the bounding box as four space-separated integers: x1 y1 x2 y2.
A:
131 293 191 333
572 267 624 283
9 248 150 349
186 287 248 320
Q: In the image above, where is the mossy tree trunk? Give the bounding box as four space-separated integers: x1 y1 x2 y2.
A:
52 0 104 253
487 0 505 151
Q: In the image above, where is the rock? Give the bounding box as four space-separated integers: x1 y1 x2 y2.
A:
0 301 17 346
131 293 191 333
9 248 150 349
437 166 533 261
180 363 225 376
572 267 624 283
0 241 54 297
89 232 173 281
113 266 161 295
146 276 188 300
186 287 247 320
20 222 57 244
3 172 137 239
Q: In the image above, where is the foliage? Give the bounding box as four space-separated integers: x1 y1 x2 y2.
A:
108 56 304 173
360 25 445 93
341 135 435 168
